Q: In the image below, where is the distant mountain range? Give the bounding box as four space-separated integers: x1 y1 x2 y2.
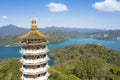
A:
0 24 106 37
0 24 120 46
0 24 28 37
90 30 120 40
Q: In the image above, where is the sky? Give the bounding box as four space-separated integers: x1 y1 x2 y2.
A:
0 0 120 29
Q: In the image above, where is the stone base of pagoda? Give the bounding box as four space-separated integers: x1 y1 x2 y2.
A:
21 72 50 80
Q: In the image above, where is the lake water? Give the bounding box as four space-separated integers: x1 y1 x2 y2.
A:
0 38 120 65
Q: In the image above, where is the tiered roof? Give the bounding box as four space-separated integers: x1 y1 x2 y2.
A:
19 20 48 40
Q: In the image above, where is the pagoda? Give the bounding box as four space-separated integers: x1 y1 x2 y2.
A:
19 20 50 80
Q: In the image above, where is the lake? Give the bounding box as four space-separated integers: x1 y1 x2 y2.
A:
0 38 120 65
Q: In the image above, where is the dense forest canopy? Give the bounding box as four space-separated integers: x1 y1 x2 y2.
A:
0 44 120 80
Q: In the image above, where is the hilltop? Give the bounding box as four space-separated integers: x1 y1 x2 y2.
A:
0 44 120 80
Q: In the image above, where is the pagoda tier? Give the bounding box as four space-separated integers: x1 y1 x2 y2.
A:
19 47 49 55
21 72 50 80
20 55 49 65
19 20 50 80
20 63 49 75
19 39 48 46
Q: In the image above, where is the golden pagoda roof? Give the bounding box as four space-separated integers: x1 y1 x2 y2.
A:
19 20 48 40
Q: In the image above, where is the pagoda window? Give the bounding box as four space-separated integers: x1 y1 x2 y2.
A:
23 65 25 68
23 47 27 50
37 65 40 68
37 74 40 77
44 72 47 75
44 54 46 57
40 55 43 58
23 65 28 69
40 54 46 58
35 55 40 59
43 45 45 48
41 72 46 76
43 63 47 67
41 63 46 68
23 55 28 60
36 46 40 49
24 74 28 78
40 64 43 67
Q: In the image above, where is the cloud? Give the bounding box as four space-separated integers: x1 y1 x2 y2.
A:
1 16 8 19
46 2 68 12
93 0 120 12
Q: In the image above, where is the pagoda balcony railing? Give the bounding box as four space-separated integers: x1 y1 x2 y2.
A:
19 47 49 55
20 55 49 65
21 72 50 80
19 41 48 46
20 64 49 75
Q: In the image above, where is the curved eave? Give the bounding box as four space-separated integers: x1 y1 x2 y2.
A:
21 72 50 80
20 70 47 75
20 58 49 65
20 64 49 75
19 30 48 40
19 48 49 55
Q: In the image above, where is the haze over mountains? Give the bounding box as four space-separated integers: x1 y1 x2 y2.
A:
0 24 120 43
0 24 106 37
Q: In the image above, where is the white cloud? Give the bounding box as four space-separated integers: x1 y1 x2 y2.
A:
93 0 120 12
1 16 8 19
46 2 68 12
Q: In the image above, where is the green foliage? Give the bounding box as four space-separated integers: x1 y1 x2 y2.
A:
0 36 19 46
0 58 21 80
49 69 80 80
0 44 120 80
47 30 84 43
50 44 120 80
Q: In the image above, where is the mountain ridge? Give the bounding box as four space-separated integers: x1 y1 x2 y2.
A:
0 24 106 37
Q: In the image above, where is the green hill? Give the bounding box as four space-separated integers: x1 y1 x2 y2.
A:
90 30 120 40
0 44 120 80
0 30 84 46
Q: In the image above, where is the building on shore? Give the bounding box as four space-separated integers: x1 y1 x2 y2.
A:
19 20 50 80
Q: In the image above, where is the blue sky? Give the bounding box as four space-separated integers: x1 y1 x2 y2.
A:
0 0 120 29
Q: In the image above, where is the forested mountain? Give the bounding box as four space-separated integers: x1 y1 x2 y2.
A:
90 30 120 40
0 24 28 37
0 24 120 46
0 29 85 46
0 24 105 37
0 44 120 80
44 26 106 34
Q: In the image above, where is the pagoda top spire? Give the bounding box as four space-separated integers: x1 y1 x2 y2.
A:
31 20 38 30
19 20 48 40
